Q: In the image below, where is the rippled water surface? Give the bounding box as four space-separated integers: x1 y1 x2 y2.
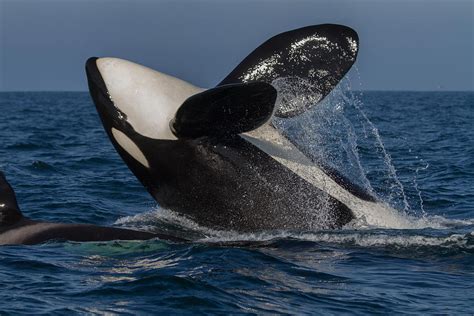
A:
0 91 473 314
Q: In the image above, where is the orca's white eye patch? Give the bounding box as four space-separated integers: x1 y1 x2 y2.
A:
111 128 150 168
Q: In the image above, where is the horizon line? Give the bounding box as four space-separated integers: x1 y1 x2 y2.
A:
0 89 473 93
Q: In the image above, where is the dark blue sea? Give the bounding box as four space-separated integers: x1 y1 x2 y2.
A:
0 90 473 314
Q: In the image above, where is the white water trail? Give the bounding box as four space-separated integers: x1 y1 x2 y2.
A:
115 206 474 249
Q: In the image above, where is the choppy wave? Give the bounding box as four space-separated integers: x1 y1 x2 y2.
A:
1 91 473 314
115 206 474 251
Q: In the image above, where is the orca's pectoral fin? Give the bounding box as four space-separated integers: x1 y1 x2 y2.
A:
217 24 359 118
170 82 277 139
0 172 23 226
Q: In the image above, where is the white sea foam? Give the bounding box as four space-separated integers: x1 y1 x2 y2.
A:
201 230 474 250
294 231 474 249
115 205 474 249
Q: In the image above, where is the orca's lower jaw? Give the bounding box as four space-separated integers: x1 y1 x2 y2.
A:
86 57 130 133
85 56 208 170
85 58 156 194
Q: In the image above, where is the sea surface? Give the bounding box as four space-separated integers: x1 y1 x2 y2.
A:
0 90 473 314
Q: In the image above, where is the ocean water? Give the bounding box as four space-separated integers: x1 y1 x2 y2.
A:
0 90 473 314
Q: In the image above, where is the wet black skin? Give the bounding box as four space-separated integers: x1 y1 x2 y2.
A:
85 24 374 232
86 58 355 232
218 24 360 117
0 172 185 245
171 82 277 138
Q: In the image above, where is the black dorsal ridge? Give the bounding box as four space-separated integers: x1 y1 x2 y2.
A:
0 172 23 226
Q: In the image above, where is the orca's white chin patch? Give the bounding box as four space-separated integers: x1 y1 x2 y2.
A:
96 57 205 140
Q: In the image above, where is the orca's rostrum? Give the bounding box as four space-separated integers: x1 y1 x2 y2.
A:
86 24 390 232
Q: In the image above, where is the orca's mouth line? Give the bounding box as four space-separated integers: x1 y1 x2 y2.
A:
85 57 131 131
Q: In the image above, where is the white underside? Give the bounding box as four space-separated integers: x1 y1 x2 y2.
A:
242 124 412 228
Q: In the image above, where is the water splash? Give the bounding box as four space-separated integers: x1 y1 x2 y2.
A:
115 206 474 250
346 68 428 214
412 159 430 217
345 89 411 212
114 76 465 235
272 78 373 194
272 75 421 218
208 230 474 251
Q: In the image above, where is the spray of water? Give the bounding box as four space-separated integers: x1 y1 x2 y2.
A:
347 91 411 212
412 160 430 217
345 68 430 215
272 78 373 192
114 74 473 245
275 72 433 217
115 205 474 249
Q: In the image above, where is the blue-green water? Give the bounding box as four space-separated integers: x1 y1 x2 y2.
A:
0 91 473 314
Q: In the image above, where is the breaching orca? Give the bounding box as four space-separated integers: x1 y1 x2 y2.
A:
86 24 392 232
0 172 184 245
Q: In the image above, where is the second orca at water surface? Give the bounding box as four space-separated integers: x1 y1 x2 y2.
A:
0 172 184 245
86 24 400 232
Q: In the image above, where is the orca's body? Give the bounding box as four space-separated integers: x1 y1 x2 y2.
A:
0 172 183 245
86 24 393 232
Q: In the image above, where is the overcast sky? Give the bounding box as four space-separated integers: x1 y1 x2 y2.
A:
0 0 472 91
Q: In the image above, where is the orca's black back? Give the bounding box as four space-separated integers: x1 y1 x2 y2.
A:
0 172 23 226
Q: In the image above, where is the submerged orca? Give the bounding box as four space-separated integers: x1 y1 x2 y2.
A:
0 172 183 245
86 24 392 232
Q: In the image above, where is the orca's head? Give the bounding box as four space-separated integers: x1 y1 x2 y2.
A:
85 57 204 170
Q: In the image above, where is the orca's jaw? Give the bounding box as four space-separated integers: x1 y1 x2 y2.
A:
86 58 150 172
85 57 205 170
86 57 129 133
86 57 203 140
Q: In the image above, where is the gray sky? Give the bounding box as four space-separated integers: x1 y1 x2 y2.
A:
0 0 472 91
